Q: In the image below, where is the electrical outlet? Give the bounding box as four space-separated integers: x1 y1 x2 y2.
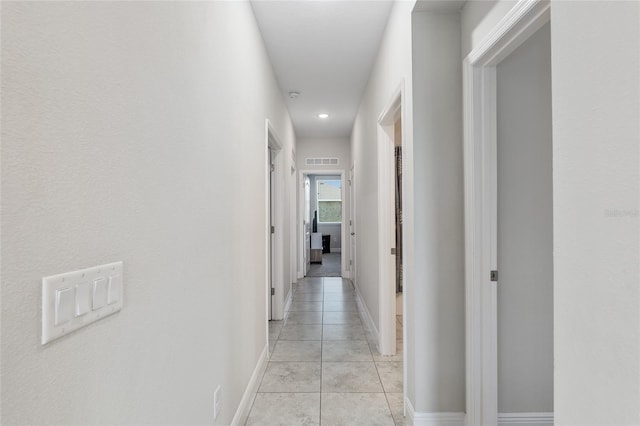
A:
213 385 221 420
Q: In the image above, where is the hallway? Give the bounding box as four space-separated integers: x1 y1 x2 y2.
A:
2 1 638 424
246 277 403 425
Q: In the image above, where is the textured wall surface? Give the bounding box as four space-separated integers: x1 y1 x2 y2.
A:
411 9 465 412
551 1 640 424
1 2 294 424
461 0 517 58
351 0 416 408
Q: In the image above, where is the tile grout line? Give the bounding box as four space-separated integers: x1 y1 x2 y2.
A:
319 276 324 426
259 277 397 425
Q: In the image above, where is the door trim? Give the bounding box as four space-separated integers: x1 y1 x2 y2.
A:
348 164 356 283
265 119 284 329
462 1 550 424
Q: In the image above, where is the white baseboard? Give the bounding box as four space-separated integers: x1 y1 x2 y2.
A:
498 413 554 425
230 344 269 426
406 398 465 426
284 287 293 313
353 283 379 347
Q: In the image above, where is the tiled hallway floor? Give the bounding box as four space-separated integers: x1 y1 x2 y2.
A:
246 277 404 426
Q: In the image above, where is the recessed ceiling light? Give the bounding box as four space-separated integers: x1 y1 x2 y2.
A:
288 91 300 99
318 113 329 119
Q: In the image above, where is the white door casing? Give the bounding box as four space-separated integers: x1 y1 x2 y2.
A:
462 1 550 424
265 120 285 327
290 158 297 294
377 83 404 356
304 176 311 276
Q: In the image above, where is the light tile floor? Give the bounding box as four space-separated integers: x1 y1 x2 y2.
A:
246 277 405 426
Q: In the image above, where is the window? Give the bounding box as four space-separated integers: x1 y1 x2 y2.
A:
317 179 341 223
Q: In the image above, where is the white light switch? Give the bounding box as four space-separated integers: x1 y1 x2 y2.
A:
42 261 124 344
108 275 121 304
55 288 74 325
75 282 91 316
92 278 107 310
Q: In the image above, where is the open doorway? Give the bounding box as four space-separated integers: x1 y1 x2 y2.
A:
393 117 403 334
376 84 406 418
298 170 347 279
377 86 404 357
463 3 553 422
495 21 553 422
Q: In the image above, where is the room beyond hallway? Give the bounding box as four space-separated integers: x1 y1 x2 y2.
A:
305 253 341 277
246 277 404 425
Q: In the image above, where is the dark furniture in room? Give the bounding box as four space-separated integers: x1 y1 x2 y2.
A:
322 235 331 253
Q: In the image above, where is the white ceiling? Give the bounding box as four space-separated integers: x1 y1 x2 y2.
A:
251 0 394 139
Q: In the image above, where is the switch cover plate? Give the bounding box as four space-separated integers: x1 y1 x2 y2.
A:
42 262 123 344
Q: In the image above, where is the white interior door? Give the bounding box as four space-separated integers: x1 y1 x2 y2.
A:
349 166 356 282
269 147 274 320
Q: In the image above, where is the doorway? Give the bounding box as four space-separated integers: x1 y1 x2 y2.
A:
495 21 553 421
463 2 553 423
377 86 404 357
393 117 403 326
298 170 347 279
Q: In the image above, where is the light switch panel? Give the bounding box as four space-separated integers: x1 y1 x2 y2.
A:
42 262 123 344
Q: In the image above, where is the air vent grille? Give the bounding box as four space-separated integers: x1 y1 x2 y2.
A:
305 158 339 166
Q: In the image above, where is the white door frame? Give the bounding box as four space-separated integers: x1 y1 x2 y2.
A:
290 152 297 301
298 169 347 279
377 83 404 356
265 120 285 328
301 175 311 277
462 1 550 424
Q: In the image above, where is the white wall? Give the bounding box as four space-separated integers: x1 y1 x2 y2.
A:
551 1 639 424
461 0 517 58
496 22 553 413
296 137 350 275
0 2 295 424
297 137 351 168
411 9 465 413
350 0 417 408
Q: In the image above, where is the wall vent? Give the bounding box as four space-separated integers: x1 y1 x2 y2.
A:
305 158 339 166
